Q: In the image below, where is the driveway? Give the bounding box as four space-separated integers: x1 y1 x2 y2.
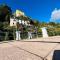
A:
0 36 60 60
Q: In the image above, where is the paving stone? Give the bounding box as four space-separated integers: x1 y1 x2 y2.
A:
0 36 60 60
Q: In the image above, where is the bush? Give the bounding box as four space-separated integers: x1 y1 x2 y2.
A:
47 27 60 36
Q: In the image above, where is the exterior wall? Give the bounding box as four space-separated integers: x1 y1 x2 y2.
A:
10 18 17 26
19 20 29 25
19 20 22 24
10 18 30 26
22 20 25 25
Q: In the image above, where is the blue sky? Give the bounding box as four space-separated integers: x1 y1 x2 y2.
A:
0 0 60 23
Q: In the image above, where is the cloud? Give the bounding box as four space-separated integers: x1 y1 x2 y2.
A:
50 8 60 21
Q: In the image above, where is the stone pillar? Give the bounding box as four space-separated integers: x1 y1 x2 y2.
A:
16 31 21 40
28 32 32 39
41 27 48 38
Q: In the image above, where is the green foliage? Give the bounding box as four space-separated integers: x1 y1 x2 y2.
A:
0 4 12 22
34 20 39 27
37 28 42 37
39 22 48 27
47 27 60 36
37 28 42 32
49 22 56 26
0 22 3 30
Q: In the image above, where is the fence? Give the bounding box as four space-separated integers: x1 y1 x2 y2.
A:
0 31 42 41
0 31 14 41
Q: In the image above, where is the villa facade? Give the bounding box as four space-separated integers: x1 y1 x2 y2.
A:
10 10 30 27
10 17 30 26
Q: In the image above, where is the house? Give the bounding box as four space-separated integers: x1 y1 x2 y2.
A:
10 10 31 27
10 17 17 26
10 17 30 26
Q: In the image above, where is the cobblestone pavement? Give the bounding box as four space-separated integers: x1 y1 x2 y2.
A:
0 36 60 60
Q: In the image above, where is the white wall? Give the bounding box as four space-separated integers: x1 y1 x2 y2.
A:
10 18 17 26
10 18 30 26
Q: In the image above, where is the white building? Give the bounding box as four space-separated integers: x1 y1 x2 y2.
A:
10 10 30 26
10 17 30 26
10 18 17 26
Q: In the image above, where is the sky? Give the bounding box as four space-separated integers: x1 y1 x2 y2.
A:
0 0 60 23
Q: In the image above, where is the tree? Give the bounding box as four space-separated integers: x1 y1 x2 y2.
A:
33 20 40 27
0 4 12 22
49 22 56 27
40 22 47 27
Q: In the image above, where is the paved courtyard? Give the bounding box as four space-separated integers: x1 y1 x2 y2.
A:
0 36 60 60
